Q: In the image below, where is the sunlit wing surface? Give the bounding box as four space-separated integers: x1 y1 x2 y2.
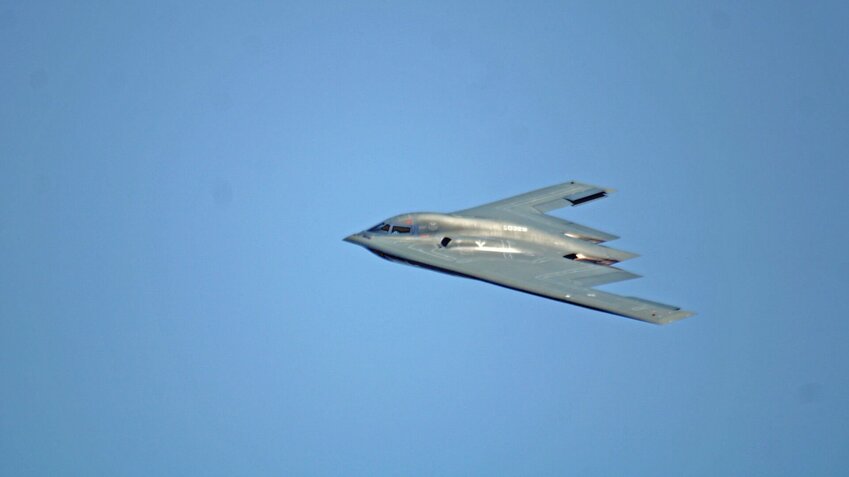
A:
345 180 694 325
371 239 691 325
457 181 613 216
456 181 620 243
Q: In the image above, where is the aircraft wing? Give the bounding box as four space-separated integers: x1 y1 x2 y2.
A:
376 239 693 325
455 181 620 243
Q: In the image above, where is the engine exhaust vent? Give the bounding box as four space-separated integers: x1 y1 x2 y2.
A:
563 253 618 266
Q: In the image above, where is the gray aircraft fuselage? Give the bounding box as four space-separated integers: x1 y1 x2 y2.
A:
344 181 693 324
345 212 632 273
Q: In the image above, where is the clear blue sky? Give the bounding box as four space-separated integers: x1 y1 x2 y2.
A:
2 1 848 475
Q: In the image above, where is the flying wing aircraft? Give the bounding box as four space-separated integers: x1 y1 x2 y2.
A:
344 181 694 324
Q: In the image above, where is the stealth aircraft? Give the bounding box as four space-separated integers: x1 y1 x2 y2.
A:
344 181 694 324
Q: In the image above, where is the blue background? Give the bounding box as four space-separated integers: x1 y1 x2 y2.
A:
2 1 848 475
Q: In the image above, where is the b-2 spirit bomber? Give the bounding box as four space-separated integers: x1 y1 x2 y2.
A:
344 181 694 324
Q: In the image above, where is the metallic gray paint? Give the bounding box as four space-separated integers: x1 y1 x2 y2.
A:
345 181 694 325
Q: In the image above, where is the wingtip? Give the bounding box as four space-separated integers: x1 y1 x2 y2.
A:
656 309 696 325
567 180 615 192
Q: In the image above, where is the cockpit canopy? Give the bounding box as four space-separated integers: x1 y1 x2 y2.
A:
367 221 412 234
367 223 390 232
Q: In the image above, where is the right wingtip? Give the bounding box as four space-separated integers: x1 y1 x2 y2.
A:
656 309 696 325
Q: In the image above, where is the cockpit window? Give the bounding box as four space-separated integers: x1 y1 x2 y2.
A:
369 223 391 232
369 222 413 234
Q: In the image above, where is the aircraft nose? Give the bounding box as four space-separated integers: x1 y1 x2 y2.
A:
344 233 367 245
